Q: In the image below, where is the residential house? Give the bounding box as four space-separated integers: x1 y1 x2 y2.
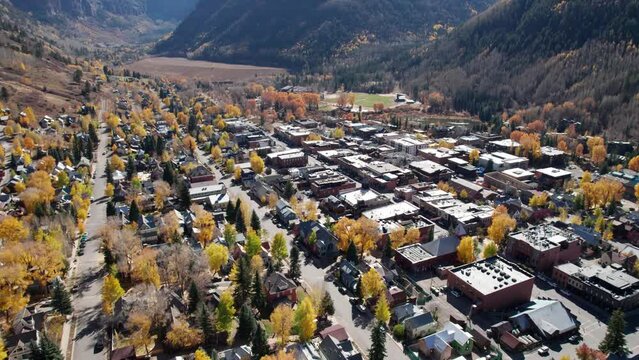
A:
414 322 473 360
339 259 360 293
404 312 437 340
297 221 338 258
275 199 298 228
319 325 363 360
263 272 298 303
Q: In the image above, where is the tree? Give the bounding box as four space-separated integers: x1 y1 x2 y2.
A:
226 200 236 223
591 145 607 165
198 305 215 346
194 349 211 360
204 243 229 277
153 180 171 210
224 223 237 248
629 155 639 171
245 230 262 257
457 236 476 264
599 309 628 355
271 232 288 268
129 200 140 223
33 335 63 360
102 274 124 315
346 240 358 263
235 203 246 233
319 291 335 319
211 145 223 162
0 216 29 243
331 127 345 139
104 183 114 198
225 159 236 174
250 152 265 174
270 304 294 347
360 269 385 299
215 290 236 335
237 304 257 341
487 207 516 244
482 240 498 258
177 179 191 208
251 325 270 360
369 322 387 360
0 333 6 360
165 320 203 350
51 280 72 315
288 247 301 282
576 343 607 360
389 226 420 249
283 181 296 199
251 271 266 313
127 312 153 356
251 210 261 231
188 281 200 313
193 205 216 247
233 257 252 307
374 293 390 325
234 166 242 181
131 248 161 288
295 296 317 342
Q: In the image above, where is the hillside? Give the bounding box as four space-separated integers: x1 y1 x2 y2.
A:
393 0 639 139
154 0 495 68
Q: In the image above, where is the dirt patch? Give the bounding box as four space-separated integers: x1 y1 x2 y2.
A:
127 57 287 83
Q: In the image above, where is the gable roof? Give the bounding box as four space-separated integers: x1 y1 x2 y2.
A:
422 236 461 257
264 272 296 294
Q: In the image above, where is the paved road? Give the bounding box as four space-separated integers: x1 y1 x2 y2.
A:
195 145 409 359
70 99 111 360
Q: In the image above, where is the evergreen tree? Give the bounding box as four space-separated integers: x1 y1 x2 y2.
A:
288 247 301 283
156 136 165 155
382 238 392 260
188 281 200 314
319 291 335 318
51 280 73 315
233 257 252 307
237 304 257 341
126 155 136 180
162 162 175 185
250 210 261 231
226 201 236 224
177 179 191 208
251 325 270 360
599 309 629 355
251 271 266 313
369 322 386 360
89 123 98 143
31 336 63 360
198 305 215 347
105 161 113 184
235 204 246 233
346 240 358 263
128 200 140 224
283 180 295 200
188 113 198 135
106 201 116 217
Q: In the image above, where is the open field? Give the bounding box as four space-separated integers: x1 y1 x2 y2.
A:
323 92 396 110
127 57 287 82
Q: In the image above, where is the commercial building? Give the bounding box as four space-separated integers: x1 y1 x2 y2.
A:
478 152 529 171
415 192 494 233
391 137 430 155
447 256 535 311
361 201 420 222
266 149 308 168
484 168 537 194
506 224 582 272
395 236 460 272
338 188 390 216
308 169 357 198
540 146 567 167
189 183 226 204
553 263 639 310
535 167 572 190
274 124 311 146
418 147 460 165
487 139 520 153
409 160 453 183
338 154 416 192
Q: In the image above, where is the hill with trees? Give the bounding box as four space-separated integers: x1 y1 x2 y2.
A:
154 0 495 68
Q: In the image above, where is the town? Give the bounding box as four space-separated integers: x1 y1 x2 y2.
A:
0 72 637 360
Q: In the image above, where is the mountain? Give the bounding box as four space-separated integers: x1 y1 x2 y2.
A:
154 0 495 68
11 0 198 21
393 0 639 138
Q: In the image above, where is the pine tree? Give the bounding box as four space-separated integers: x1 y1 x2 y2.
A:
319 291 335 319
32 336 63 360
126 155 136 180
89 123 98 143
599 309 629 355
105 161 113 184
382 238 392 260
177 179 191 208
106 201 116 217
283 180 295 200
251 325 270 360
51 280 73 315
251 271 266 313
128 200 140 224
233 257 252 307
250 210 261 231
288 247 301 283
226 201 236 224
235 204 246 233
198 305 215 347
346 240 358 263
162 162 175 185
237 304 257 341
369 322 386 360
188 281 200 314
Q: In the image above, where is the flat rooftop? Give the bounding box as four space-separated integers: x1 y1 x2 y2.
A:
502 168 534 179
410 160 450 175
397 243 434 263
510 224 577 251
450 256 534 295
362 201 419 221
339 188 382 207
536 167 571 178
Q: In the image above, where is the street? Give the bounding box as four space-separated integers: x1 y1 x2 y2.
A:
69 99 111 360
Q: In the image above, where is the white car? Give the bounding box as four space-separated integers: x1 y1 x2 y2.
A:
537 346 549 356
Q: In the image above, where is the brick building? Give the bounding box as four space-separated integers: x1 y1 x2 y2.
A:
506 224 582 272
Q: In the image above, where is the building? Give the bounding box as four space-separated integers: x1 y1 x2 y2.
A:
263 272 298 303
188 164 215 184
274 124 311 146
540 146 567 167
478 152 529 171
415 193 494 233
339 188 390 216
319 325 363 360
487 139 520 153
484 169 537 195
414 322 473 360
391 137 429 155
508 300 578 339
297 221 338 257
404 312 437 340
409 160 454 183
338 154 416 192
506 224 582 272
535 167 572 190
308 169 357 198
553 263 639 310
266 149 308 168
395 236 461 272
418 147 460 165
362 201 420 222
189 183 226 204
447 256 535 311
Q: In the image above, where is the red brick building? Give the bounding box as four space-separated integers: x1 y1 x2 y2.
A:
263 272 298 303
506 224 581 272
447 256 534 311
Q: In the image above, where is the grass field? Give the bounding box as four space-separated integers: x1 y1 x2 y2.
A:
324 92 395 109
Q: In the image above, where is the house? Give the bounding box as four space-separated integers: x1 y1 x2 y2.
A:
219 345 252 360
263 272 298 303
110 346 136 360
415 322 473 360
188 164 215 184
138 214 159 244
404 312 437 340
508 300 578 339
275 199 298 228
297 221 338 257
319 325 363 360
6 306 48 360
339 259 360 293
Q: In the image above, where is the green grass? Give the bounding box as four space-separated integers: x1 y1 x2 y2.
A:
325 92 395 109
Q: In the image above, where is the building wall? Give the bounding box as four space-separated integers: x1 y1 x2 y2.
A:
508 239 581 272
447 273 534 311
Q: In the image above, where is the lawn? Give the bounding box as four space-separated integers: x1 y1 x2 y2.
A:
325 92 395 109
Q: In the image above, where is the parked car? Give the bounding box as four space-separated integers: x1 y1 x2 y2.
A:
537 346 549 356
356 304 367 313
338 287 347 295
450 289 461 298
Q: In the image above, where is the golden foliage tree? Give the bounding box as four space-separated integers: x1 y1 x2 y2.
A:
211 145 223 162
487 207 516 244
131 248 161 288
295 296 317 342
389 226 420 249
482 240 498 258
262 350 295 360
457 236 476 264
375 293 391 325
153 180 171 210
192 205 216 247
194 349 211 360
204 243 229 277
629 156 639 171
127 312 153 356
333 217 379 255
165 320 203 350
591 145 607 165
102 274 125 315
360 269 385 300
0 216 29 243
250 152 265 174
270 304 294 347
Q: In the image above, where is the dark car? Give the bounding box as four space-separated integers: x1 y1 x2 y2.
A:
338 287 347 295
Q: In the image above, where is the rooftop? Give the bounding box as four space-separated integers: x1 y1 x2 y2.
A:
450 256 534 295
362 201 419 221
510 224 578 251
502 168 534 179
536 167 571 178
